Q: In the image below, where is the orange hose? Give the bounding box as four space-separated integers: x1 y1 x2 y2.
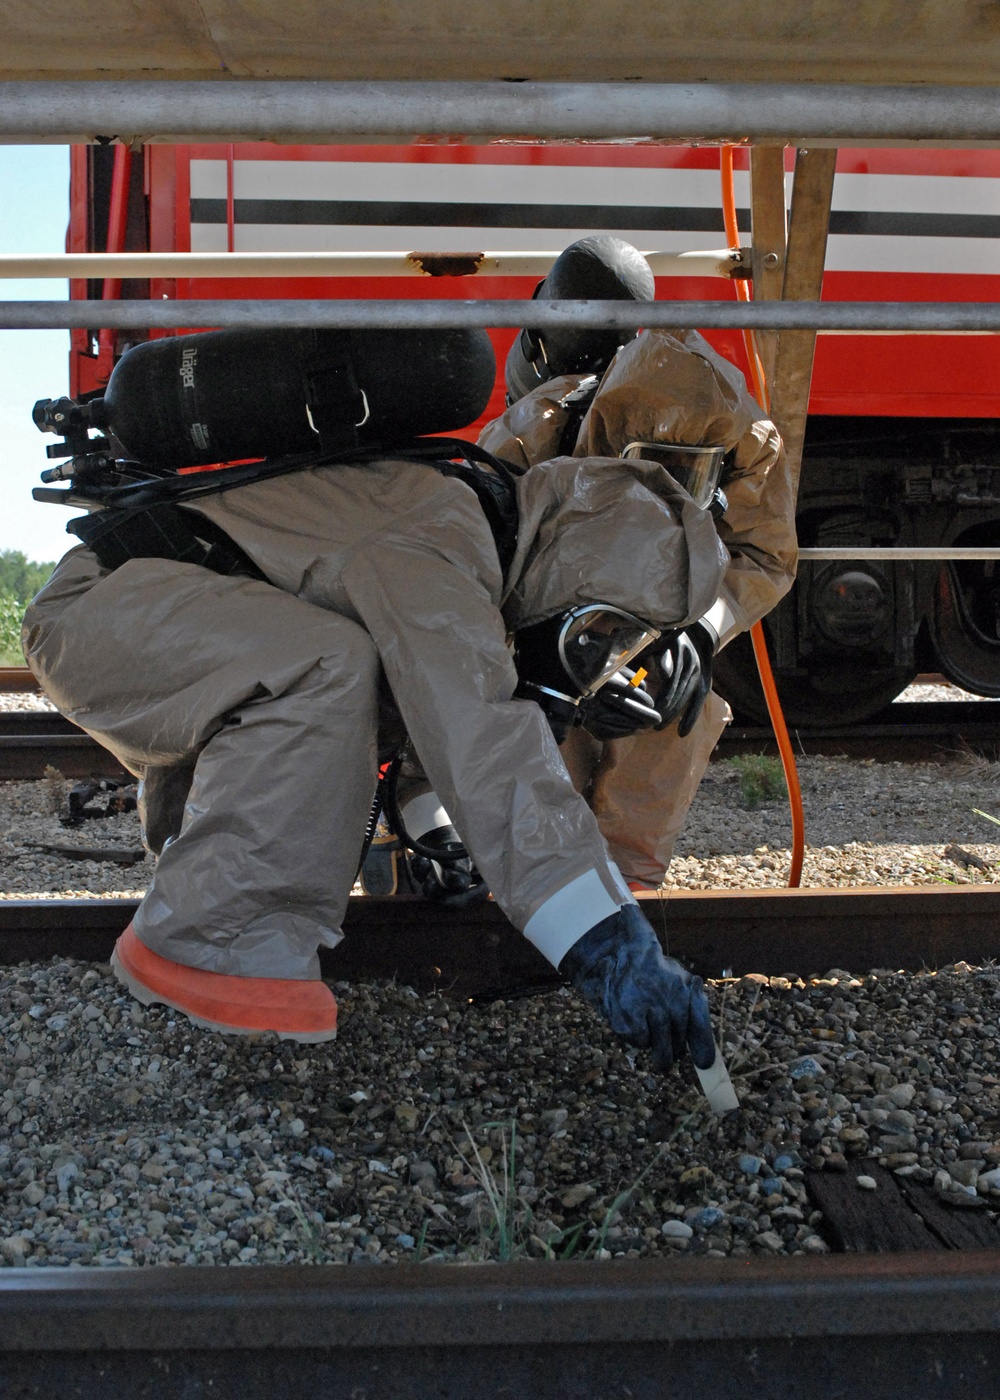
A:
720 145 805 888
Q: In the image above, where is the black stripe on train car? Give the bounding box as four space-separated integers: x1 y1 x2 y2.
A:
188 199 746 230
190 201 1000 240
829 210 1000 238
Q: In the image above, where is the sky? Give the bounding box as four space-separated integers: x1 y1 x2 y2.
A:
0 146 75 564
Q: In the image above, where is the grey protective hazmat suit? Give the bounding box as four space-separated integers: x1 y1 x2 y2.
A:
478 327 798 886
24 449 726 979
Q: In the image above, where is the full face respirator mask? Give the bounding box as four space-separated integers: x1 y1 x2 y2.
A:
513 604 661 743
620 440 729 516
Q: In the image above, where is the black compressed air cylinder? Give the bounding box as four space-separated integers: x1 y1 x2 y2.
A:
101 326 496 470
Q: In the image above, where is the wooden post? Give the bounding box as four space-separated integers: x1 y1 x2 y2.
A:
766 146 837 493
749 145 787 388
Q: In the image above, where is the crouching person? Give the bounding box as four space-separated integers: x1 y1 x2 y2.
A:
22 324 722 1079
482 236 797 891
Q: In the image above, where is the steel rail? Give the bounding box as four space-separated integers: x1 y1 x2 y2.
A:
4 886 1000 987
0 249 745 280
2 79 1000 146
8 299 1000 331
1 1253 1000 1399
723 699 1000 761
0 666 38 692
4 702 1000 779
10 297 1000 330
799 547 1000 560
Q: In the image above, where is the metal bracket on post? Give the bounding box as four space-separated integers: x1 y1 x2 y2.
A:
766 146 837 493
749 146 787 390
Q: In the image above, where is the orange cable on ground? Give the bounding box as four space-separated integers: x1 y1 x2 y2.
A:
720 145 805 887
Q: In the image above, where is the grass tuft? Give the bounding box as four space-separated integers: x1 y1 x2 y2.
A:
725 753 787 809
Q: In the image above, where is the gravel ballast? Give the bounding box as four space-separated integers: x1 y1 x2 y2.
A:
3 678 1000 1268
4 959 1000 1267
3 749 998 899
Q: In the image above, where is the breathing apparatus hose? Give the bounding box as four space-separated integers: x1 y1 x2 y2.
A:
720 145 805 888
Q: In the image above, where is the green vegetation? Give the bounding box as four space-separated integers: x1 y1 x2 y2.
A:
0 549 55 666
0 549 55 601
725 753 787 810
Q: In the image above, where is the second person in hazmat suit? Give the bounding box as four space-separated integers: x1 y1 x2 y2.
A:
22 323 723 1080
479 236 797 890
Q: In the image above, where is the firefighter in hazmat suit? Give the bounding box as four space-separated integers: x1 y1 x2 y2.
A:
479 237 798 890
22 324 722 1075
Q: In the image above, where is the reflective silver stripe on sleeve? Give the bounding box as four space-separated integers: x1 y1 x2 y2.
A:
702 593 741 649
523 867 633 970
400 792 452 840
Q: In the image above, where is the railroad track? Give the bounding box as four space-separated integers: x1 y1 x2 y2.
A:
0 711 126 781
6 890 1000 1394
5 681 1000 1392
5 884 1000 990
3 701 1000 780
2 1252 999 1399
726 698 1000 761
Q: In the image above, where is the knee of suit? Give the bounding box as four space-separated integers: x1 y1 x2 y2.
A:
286 618 383 714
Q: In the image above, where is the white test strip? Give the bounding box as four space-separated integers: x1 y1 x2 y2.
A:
695 1043 740 1114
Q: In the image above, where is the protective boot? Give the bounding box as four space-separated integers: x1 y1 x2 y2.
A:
111 924 338 1043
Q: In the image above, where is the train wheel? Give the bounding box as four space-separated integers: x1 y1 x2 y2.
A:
713 632 917 727
928 554 1000 699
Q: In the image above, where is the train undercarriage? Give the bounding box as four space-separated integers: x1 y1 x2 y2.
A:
714 415 1000 724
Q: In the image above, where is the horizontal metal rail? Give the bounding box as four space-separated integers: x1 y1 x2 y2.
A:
8 299 1000 331
4 886 1000 985
799 548 1000 560
0 667 38 692
6 701 1000 778
0 249 745 280
4 1253 1000 1400
2 80 1000 145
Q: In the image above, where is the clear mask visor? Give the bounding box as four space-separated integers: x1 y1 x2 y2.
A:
557 605 660 698
621 441 726 509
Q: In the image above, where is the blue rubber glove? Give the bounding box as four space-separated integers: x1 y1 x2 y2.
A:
559 903 716 1072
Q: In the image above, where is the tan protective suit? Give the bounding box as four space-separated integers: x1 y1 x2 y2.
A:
478 327 797 886
24 451 725 978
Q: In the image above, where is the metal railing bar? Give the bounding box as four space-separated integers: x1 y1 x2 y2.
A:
0 249 745 281
798 548 1000 561
7 299 1000 331
3 80 1000 145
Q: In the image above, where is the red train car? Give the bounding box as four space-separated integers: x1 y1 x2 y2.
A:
67 142 1000 722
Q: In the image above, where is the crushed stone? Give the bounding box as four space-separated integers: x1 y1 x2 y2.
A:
3 959 1000 1267
2 750 999 900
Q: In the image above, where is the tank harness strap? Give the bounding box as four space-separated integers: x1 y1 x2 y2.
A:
62 438 523 584
429 461 518 578
409 439 523 581
67 502 266 580
556 375 601 455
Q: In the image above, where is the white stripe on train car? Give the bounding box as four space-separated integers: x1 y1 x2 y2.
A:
825 234 1000 274
188 159 1000 276
189 159 744 207
191 160 1000 219
832 173 1000 216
